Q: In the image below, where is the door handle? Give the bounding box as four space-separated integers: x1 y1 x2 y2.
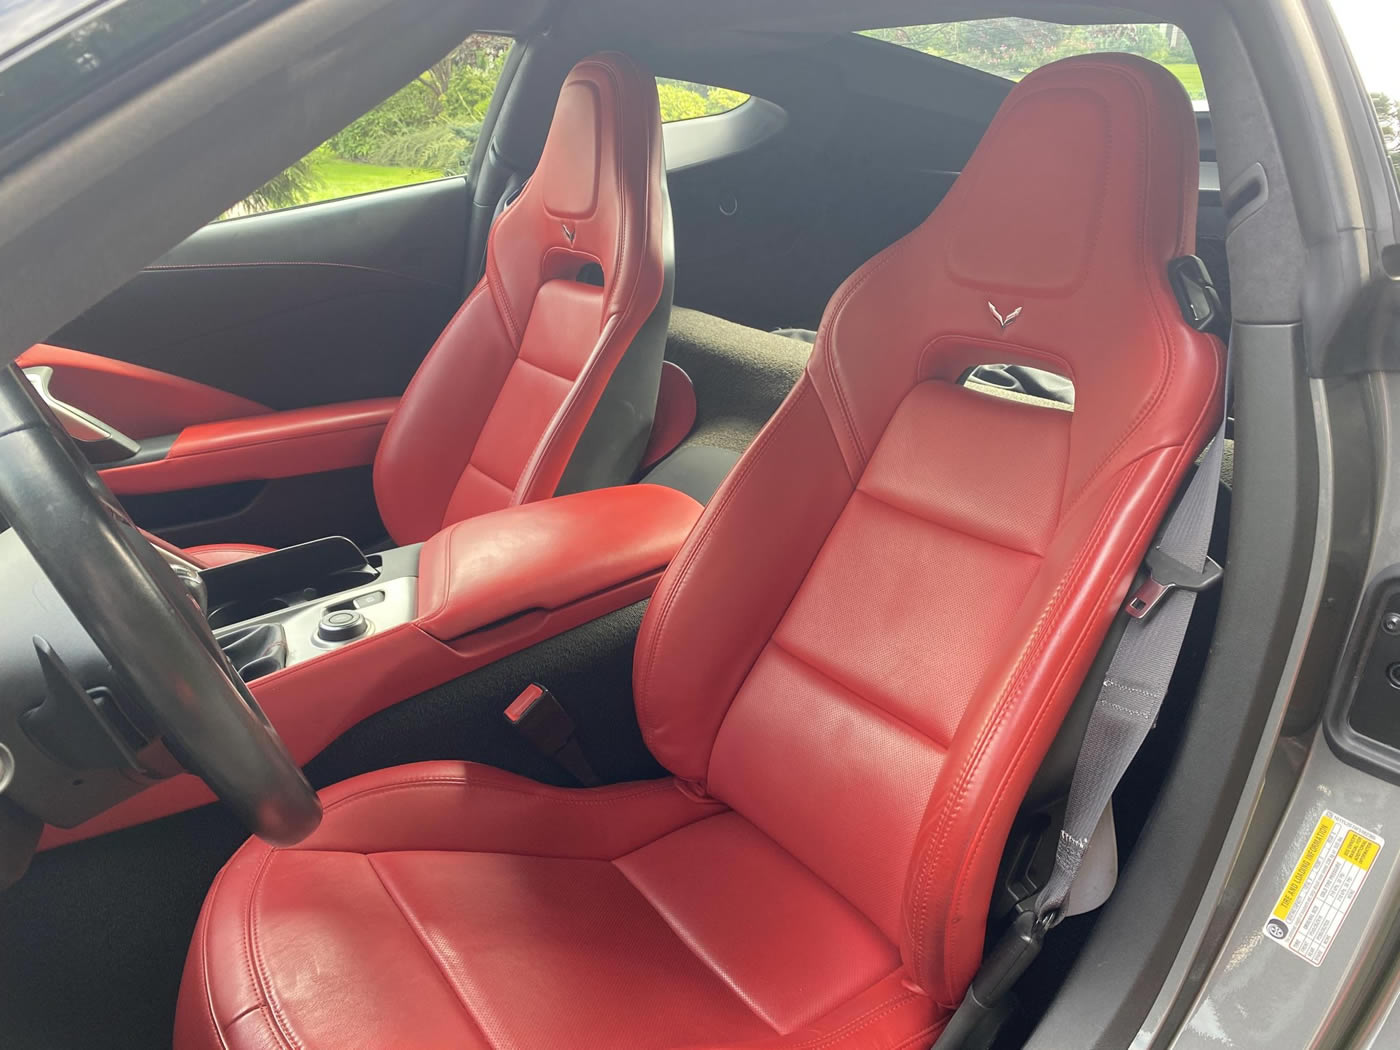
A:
23 366 140 463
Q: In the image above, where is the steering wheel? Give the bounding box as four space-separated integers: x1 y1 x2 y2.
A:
0 364 320 844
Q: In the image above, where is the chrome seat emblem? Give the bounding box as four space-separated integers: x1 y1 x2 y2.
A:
988 302 1023 330
561 223 577 243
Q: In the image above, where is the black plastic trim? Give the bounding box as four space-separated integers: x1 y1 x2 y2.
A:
0 0 296 175
124 433 176 466
1325 569 1400 783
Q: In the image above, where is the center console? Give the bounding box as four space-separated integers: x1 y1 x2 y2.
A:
203 537 422 679
41 483 704 848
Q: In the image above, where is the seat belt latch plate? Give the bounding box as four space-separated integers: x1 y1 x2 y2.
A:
1125 547 1223 621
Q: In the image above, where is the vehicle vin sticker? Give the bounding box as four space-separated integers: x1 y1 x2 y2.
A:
1263 810 1383 966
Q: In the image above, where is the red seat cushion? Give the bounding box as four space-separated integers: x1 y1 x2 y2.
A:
178 54 1222 1049
181 543 274 568
175 763 936 1050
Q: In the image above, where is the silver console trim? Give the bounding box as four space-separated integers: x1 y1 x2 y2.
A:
214 576 417 669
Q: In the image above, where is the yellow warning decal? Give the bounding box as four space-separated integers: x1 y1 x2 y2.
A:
1340 830 1379 871
1264 810 1385 966
1273 814 1334 922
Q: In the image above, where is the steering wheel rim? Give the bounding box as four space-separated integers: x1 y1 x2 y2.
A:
0 363 320 844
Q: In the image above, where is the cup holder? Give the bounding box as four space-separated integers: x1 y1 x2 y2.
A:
215 622 289 682
208 597 293 631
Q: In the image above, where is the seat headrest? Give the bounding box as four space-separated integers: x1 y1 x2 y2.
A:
487 52 665 333
943 53 1199 295
809 53 1217 504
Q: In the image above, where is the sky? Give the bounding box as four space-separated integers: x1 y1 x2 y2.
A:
1330 0 1400 98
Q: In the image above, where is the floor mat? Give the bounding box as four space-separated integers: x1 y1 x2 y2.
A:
0 803 248 1050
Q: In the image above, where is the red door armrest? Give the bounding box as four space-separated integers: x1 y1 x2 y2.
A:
100 398 398 495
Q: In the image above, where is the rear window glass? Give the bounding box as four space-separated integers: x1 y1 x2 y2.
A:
862 19 1204 105
655 78 749 122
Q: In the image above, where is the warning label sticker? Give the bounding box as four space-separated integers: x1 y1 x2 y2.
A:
1263 810 1383 966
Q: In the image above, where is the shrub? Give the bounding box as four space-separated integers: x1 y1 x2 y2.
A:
231 157 322 215
444 61 503 123
328 81 438 161
656 81 750 123
367 124 481 175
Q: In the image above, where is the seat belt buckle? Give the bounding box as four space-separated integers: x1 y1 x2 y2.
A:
930 909 1054 1049
1124 546 1223 621
504 684 601 787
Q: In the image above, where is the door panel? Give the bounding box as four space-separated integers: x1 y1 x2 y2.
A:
15 344 270 439
48 176 470 410
121 469 387 553
33 176 473 545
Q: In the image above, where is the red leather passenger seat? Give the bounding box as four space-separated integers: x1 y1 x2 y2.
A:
181 51 671 566
176 55 1222 1049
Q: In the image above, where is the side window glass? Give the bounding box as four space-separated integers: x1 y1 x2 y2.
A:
224 33 512 218
1375 93 1400 187
1329 1 1399 186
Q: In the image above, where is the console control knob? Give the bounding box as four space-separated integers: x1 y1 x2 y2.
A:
317 609 368 643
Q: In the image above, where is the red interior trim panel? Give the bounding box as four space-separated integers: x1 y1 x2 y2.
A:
16 344 270 439
640 361 696 469
100 398 398 495
41 485 702 847
417 484 701 641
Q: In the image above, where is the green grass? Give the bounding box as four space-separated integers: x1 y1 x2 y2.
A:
302 155 443 204
1164 62 1206 101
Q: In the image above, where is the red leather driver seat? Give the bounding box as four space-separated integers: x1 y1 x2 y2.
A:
176 55 1222 1049
181 51 672 568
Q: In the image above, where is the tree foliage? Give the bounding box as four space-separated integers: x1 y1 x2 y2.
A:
224 157 321 218
328 34 506 168
1374 93 1400 187
865 19 1202 99
230 34 508 216
655 80 749 123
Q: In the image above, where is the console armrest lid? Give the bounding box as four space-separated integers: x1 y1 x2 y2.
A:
416 485 701 641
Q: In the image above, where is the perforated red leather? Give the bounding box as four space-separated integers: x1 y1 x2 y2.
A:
373 52 669 544
178 55 1221 1050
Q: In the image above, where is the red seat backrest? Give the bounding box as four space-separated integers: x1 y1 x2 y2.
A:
374 52 671 545
632 53 1223 1005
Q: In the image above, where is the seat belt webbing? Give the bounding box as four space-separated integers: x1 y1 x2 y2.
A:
1035 350 1229 923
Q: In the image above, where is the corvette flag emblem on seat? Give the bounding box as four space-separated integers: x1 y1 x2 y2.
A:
988 302 1023 329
